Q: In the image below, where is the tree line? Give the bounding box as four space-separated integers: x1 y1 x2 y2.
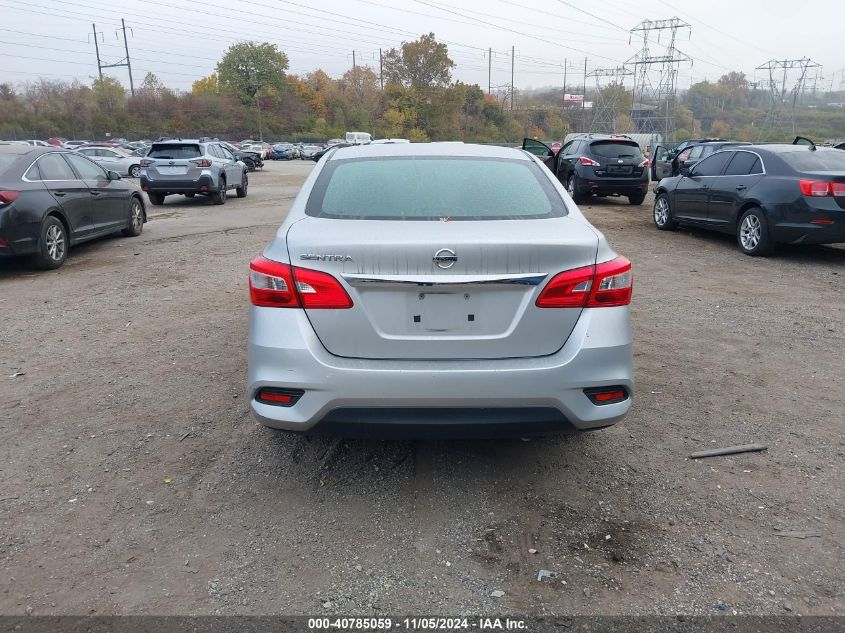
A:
0 34 842 144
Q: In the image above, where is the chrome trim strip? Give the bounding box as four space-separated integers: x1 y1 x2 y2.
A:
341 272 548 287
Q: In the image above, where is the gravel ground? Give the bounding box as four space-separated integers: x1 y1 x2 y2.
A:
0 160 842 616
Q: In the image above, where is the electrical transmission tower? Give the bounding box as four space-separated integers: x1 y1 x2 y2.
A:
627 18 692 143
755 58 821 141
90 19 136 96
588 66 634 133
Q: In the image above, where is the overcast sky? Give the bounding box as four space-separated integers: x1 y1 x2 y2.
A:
1 0 842 95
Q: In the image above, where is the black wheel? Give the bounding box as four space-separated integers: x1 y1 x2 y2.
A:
653 193 677 230
32 215 67 269
148 192 165 206
567 175 586 203
121 197 144 237
737 207 774 256
236 173 248 198
129 165 141 178
184 192 195 198
212 179 227 205
628 192 646 205
243 158 255 172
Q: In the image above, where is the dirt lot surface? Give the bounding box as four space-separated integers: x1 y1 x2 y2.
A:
1 160 843 617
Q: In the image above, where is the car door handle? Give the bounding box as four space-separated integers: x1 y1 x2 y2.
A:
702 185 709 190
91 190 102 195
735 184 747 191
53 190 66 197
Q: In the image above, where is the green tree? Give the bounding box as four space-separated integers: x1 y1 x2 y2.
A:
216 42 289 104
382 33 454 90
192 73 219 96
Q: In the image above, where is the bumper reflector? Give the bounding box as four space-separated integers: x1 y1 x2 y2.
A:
255 387 304 407
584 386 628 405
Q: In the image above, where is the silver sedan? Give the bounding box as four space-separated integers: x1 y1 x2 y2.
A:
248 142 634 438
75 147 142 178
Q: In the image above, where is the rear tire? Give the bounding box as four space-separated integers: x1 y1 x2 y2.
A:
212 179 227 205
653 193 677 230
148 192 165 206
737 207 774 256
567 175 586 203
628 192 646 205
243 157 255 172
121 197 144 237
32 216 68 269
236 173 248 198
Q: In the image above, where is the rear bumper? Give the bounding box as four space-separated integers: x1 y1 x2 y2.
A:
248 306 634 437
140 173 217 193
772 221 845 245
575 173 649 196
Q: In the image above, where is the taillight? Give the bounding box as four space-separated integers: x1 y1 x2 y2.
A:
139 159 152 168
249 256 352 309
584 386 628 405
579 156 600 167
536 256 633 308
831 183 845 197
638 158 651 168
0 190 21 205
799 180 831 197
191 158 212 168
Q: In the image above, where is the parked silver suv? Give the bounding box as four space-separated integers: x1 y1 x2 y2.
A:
139 138 248 205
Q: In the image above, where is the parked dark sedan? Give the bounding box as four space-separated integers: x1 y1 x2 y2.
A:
0 145 145 269
652 144 845 255
652 140 750 180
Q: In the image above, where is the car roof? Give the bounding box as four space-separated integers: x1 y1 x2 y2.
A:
328 142 530 161
738 144 840 154
0 145 63 156
691 141 750 146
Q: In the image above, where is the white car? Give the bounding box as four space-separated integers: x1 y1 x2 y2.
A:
76 147 143 178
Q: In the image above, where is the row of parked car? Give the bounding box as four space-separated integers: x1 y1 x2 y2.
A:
524 133 845 256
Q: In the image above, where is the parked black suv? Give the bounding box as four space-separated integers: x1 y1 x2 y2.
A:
651 140 750 180
523 135 650 205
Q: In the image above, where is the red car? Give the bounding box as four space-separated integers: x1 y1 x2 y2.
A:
550 141 562 154
46 138 66 147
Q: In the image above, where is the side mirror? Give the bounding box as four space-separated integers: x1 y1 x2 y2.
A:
108 170 122 180
679 166 691 177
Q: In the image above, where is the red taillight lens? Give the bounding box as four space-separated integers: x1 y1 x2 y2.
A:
638 158 651 168
830 183 845 197
139 159 152 168
249 256 352 309
536 257 633 309
191 158 212 168
291 266 353 309
590 257 633 307
579 156 600 167
799 180 831 197
0 190 21 205
535 265 595 308
249 256 296 307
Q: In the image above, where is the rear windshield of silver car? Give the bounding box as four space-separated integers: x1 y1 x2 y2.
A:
306 156 567 220
147 144 202 159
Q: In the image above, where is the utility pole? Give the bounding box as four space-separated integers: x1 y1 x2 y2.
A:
582 57 587 116
121 19 134 97
510 46 515 110
562 57 567 101
91 24 103 80
379 48 383 89
352 50 356 70
485 48 492 95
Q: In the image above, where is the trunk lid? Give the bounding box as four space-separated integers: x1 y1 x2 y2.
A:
145 143 204 181
284 217 599 360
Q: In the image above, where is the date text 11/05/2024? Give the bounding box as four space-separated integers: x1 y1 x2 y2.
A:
307 617 527 630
